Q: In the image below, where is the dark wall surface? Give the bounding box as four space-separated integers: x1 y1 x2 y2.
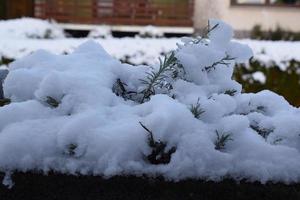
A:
0 0 33 19
0 172 300 200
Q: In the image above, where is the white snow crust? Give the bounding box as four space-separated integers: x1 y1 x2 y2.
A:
0 18 65 39
1 19 300 184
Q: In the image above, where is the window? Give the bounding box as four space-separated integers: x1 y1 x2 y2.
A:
232 0 300 5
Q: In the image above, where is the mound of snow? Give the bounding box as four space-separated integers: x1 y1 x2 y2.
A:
0 18 65 39
1 19 300 184
88 26 112 38
139 25 164 38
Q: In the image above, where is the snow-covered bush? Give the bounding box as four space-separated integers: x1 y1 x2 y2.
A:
139 25 164 38
0 18 65 39
88 26 112 39
1 19 300 185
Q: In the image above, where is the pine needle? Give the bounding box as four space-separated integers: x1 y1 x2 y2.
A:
139 51 177 103
190 98 205 119
214 130 233 151
46 96 60 108
0 98 11 107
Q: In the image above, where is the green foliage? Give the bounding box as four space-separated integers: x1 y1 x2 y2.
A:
190 98 205 119
46 96 60 108
272 137 283 145
0 56 14 66
65 143 78 156
112 78 136 101
234 59 300 107
139 51 178 103
0 98 10 107
193 22 219 44
224 89 237 96
139 122 176 165
251 24 300 41
214 131 233 151
250 121 274 139
113 51 181 103
203 55 235 73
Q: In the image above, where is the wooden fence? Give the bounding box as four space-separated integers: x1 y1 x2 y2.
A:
34 0 194 27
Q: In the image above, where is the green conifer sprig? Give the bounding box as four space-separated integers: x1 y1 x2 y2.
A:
272 137 283 145
214 130 233 151
0 98 11 107
46 96 61 108
250 121 274 139
224 89 237 96
203 55 235 73
190 98 205 119
139 51 177 103
139 122 176 165
193 22 219 44
66 143 77 156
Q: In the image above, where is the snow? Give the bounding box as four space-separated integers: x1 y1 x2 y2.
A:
252 71 266 84
0 38 299 69
0 18 65 39
0 18 298 68
238 39 300 70
88 26 112 38
139 25 164 38
2 172 13 189
1 19 300 185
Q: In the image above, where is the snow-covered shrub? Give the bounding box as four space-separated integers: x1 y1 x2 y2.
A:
0 18 65 39
139 25 164 38
1 19 300 184
88 26 112 38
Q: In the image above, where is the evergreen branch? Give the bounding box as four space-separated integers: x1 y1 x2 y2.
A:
250 121 274 139
193 22 220 44
224 89 237 96
139 122 176 165
214 130 233 151
139 122 155 147
139 51 177 103
112 78 134 100
190 98 205 119
0 98 11 107
272 137 283 145
46 96 61 108
203 55 235 73
65 143 78 156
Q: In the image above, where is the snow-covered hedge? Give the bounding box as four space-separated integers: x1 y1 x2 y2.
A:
1 20 300 186
0 18 65 39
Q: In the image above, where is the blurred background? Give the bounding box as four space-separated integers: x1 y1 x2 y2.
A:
0 0 299 105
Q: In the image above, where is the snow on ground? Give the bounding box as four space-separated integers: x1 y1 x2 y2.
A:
0 37 299 68
1 20 300 185
0 18 299 68
238 39 300 69
0 37 178 66
0 18 65 39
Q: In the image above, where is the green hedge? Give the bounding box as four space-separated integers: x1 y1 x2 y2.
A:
234 59 300 107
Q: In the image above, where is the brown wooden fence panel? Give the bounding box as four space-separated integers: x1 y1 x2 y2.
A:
34 0 194 27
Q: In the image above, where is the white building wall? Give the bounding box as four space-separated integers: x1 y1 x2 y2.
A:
194 0 300 32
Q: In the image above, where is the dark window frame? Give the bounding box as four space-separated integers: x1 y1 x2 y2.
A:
230 0 300 7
